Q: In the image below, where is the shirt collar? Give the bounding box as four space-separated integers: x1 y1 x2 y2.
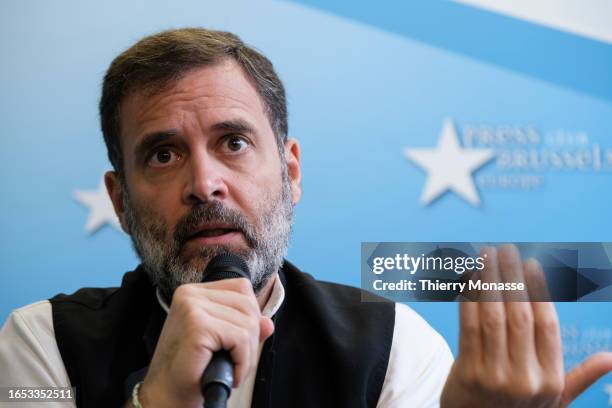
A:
155 273 285 318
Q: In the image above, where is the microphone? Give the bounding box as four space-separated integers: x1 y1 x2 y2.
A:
200 253 251 408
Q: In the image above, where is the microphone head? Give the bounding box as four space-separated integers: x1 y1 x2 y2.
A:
202 253 251 283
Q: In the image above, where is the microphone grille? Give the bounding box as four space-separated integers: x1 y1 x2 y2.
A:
202 253 250 283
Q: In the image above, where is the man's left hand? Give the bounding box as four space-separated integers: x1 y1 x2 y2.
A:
440 244 612 407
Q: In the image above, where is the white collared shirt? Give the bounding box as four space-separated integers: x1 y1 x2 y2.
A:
0 275 453 407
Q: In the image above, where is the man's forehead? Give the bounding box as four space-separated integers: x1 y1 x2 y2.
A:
119 60 270 146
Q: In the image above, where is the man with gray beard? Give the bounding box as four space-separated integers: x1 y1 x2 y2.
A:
3 27 606 408
0 27 454 408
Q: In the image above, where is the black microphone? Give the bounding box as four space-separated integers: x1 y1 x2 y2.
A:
200 253 251 408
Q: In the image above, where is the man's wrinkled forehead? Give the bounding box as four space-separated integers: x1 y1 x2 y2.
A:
117 60 274 161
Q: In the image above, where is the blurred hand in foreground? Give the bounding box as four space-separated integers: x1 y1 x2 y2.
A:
441 244 612 407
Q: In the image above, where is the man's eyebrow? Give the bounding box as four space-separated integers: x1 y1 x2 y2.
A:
210 119 256 134
133 130 178 160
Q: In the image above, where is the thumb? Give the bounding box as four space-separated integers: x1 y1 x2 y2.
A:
259 316 275 342
562 351 612 406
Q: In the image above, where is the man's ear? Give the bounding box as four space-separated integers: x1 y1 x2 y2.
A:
104 171 130 234
284 138 302 205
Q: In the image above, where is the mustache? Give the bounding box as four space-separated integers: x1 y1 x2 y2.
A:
173 201 257 248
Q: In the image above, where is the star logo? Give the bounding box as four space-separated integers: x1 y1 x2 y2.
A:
605 383 612 406
74 177 122 234
404 119 494 206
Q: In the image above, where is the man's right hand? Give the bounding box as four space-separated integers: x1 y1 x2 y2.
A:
132 278 274 408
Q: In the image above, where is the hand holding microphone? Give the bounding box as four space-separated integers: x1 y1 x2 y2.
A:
200 254 261 408
136 254 275 408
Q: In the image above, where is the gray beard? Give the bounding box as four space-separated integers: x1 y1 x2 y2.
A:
121 175 293 302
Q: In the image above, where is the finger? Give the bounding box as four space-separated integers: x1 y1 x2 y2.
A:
199 302 264 378
498 245 536 371
203 316 256 388
478 247 508 369
163 310 256 389
259 316 275 342
194 277 255 296
173 281 260 318
524 258 551 302
524 260 562 376
480 247 502 301
198 299 260 337
498 244 529 302
480 301 508 371
197 289 260 318
563 352 612 405
459 268 480 301
459 301 481 363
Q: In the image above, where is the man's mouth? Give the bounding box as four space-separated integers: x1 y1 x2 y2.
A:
185 224 243 246
190 228 238 238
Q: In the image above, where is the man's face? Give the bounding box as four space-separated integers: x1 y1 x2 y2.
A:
105 60 301 300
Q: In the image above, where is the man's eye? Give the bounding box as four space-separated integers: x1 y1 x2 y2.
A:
224 136 249 153
149 149 180 167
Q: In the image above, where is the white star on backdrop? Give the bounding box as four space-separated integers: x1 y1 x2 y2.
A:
74 178 122 234
403 119 494 206
604 383 612 406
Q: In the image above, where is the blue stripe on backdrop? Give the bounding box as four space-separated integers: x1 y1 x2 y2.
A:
287 0 612 103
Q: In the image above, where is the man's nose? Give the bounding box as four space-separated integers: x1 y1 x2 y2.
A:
182 151 229 205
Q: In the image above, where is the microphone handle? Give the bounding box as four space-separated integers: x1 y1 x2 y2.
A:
200 254 251 408
202 350 233 408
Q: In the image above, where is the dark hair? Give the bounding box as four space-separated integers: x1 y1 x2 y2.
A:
99 28 288 175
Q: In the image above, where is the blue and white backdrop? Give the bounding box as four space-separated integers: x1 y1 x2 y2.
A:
1 1 611 405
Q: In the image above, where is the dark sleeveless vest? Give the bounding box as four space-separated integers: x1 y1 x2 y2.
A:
50 261 395 407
